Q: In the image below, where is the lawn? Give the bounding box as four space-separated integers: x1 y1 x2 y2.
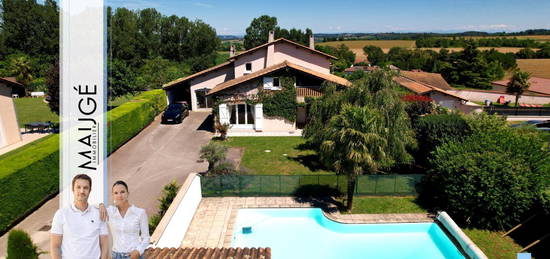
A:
13 94 141 128
348 196 426 214
463 229 524 259
13 97 59 128
219 136 333 175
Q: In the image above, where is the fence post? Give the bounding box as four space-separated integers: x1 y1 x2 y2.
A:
279 175 282 196
394 175 398 195
259 176 262 197
374 175 378 195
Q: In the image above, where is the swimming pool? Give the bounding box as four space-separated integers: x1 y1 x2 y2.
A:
232 208 465 259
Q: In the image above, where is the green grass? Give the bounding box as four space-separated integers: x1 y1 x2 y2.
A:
463 229 523 259
219 137 333 175
216 51 230 65
347 196 427 214
13 98 59 128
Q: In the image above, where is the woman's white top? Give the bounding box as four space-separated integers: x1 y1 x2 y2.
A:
107 205 150 255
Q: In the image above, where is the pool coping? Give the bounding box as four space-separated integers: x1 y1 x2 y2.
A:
180 197 435 248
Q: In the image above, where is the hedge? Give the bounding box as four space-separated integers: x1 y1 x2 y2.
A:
0 90 167 234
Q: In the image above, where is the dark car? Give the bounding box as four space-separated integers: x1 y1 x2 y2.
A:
162 103 189 124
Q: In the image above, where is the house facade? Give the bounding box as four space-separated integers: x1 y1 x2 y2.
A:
0 77 23 148
163 32 351 133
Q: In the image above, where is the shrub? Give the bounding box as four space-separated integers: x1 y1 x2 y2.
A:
0 90 167 234
421 125 550 230
413 113 471 166
402 94 434 122
200 143 228 172
149 180 180 233
215 122 231 140
7 229 41 259
261 75 297 122
210 161 237 175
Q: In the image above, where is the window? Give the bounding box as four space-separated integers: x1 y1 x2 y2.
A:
263 77 281 90
195 89 212 108
229 103 254 126
245 63 252 73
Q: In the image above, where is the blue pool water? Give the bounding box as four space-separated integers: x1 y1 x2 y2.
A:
231 208 465 259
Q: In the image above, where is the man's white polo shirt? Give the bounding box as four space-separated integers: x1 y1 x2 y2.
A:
51 203 108 259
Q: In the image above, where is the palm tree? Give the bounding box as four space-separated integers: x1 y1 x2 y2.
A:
506 69 531 107
9 55 33 94
320 105 387 211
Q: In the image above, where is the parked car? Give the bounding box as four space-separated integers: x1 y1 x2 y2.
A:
162 102 189 124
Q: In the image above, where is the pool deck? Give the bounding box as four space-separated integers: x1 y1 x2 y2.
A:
181 197 433 248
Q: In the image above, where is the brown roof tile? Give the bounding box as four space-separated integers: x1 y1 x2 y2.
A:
393 75 467 101
493 77 550 96
162 61 233 89
143 247 271 259
207 61 351 95
231 38 337 61
0 77 23 87
399 71 454 91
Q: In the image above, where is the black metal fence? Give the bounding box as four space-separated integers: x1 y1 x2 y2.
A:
200 174 423 197
484 106 550 116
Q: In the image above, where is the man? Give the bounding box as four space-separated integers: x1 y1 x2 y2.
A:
50 174 109 259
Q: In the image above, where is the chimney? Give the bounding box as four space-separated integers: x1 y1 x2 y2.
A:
309 34 315 49
229 44 236 57
268 30 275 43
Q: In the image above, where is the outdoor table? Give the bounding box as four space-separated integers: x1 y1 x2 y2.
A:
24 122 52 133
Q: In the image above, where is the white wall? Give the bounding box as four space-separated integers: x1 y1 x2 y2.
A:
154 175 202 248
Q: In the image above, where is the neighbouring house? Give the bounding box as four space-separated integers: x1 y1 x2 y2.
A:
393 71 481 113
343 65 379 74
163 31 351 134
0 77 23 148
492 77 550 96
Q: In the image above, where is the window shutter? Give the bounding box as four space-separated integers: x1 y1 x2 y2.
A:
254 103 263 131
263 77 273 90
219 103 229 124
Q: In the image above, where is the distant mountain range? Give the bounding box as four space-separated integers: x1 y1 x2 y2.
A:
218 29 550 41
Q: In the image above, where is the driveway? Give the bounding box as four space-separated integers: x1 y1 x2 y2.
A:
0 112 212 258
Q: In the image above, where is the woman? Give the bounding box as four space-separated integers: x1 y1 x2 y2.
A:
100 181 150 259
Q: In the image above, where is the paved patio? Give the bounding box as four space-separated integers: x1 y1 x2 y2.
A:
181 197 433 248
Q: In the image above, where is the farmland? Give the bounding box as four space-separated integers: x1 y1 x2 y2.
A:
514 59 550 79
319 40 530 63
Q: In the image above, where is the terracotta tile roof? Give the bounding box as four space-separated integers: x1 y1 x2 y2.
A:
393 76 432 94
0 77 23 87
393 75 467 101
399 71 454 91
230 38 337 60
162 61 233 89
492 77 550 96
143 247 271 259
207 61 351 95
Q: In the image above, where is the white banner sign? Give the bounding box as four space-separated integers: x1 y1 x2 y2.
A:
60 0 106 207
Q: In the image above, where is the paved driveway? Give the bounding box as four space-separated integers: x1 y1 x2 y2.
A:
0 112 212 258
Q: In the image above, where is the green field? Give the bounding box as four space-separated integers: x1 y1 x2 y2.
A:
219 137 333 175
13 98 59 128
463 229 524 259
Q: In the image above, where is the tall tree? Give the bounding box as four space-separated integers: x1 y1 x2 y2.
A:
9 55 32 89
110 8 139 64
321 105 387 210
243 15 278 49
136 8 162 59
363 45 386 65
506 69 531 107
46 59 59 114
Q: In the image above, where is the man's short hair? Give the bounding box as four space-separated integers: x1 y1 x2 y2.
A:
72 174 92 190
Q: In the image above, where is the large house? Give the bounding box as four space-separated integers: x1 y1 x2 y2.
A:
163 32 351 134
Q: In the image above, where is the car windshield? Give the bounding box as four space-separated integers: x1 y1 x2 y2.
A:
167 104 183 111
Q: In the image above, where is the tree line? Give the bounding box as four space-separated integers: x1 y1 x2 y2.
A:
364 43 517 89
0 0 221 104
243 15 313 50
416 37 549 49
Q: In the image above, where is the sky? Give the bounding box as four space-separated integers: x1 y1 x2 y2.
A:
107 0 550 35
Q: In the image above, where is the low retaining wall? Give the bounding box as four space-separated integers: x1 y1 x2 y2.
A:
437 211 488 259
150 173 202 248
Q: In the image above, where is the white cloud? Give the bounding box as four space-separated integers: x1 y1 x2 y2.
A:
194 2 214 8
455 24 515 31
